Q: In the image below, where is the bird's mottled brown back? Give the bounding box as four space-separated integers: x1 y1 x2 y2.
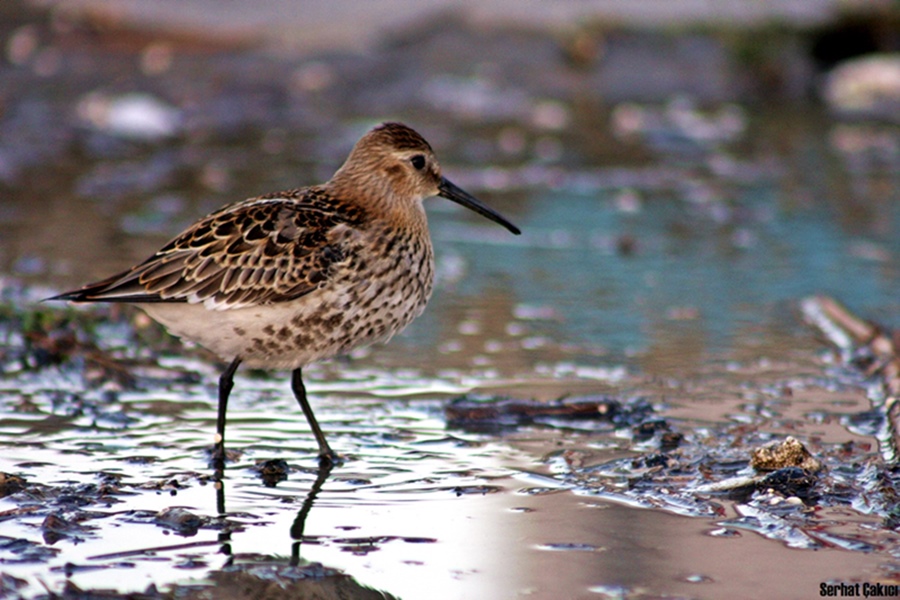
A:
58 189 372 309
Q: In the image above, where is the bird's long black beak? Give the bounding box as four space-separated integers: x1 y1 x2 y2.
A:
438 178 521 235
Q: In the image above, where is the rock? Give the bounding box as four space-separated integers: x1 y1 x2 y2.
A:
751 436 823 473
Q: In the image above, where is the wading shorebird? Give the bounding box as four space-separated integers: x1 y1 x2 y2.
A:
50 122 521 468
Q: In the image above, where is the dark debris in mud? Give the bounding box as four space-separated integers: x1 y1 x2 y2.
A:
251 459 289 488
445 394 653 432
558 422 900 550
0 534 60 564
441 360 900 553
0 472 28 498
152 507 204 537
0 469 251 557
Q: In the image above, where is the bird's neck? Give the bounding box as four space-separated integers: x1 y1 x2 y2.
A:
326 172 429 234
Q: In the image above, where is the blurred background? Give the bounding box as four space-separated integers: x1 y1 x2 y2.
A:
1 1 900 598
1 0 899 375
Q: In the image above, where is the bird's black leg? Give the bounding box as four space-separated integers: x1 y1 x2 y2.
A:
213 357 242 474
291 367 340 466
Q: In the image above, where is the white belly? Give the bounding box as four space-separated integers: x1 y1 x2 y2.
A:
138 270 431 370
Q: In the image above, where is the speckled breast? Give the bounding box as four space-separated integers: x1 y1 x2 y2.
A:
140 227 436 371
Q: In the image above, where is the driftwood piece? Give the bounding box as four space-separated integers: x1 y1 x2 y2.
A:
445 396 622 427
802 295 900 463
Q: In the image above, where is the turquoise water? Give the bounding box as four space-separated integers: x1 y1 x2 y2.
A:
413 119 900 371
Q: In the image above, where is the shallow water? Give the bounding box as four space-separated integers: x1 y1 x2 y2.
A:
2 7 900 599
0 359 891 599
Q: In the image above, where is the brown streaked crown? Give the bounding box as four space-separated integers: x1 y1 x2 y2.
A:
370 122 435 152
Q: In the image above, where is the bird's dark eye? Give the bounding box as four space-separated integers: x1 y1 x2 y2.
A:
410 154 426 170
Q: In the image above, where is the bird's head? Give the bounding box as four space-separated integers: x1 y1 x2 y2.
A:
331 122 520 235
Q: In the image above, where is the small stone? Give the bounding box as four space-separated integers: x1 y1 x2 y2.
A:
750 437 822 473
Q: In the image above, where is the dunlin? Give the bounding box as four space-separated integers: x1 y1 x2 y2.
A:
50 122 520 468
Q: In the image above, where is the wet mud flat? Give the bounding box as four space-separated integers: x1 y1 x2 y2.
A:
2 290 900 599
1 1 900 598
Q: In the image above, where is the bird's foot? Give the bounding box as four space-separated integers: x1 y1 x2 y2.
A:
317 449 343 469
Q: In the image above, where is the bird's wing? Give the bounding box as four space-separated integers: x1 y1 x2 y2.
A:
52 190 362 310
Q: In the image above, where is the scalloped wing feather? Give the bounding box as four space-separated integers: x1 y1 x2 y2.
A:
53 191 363 310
